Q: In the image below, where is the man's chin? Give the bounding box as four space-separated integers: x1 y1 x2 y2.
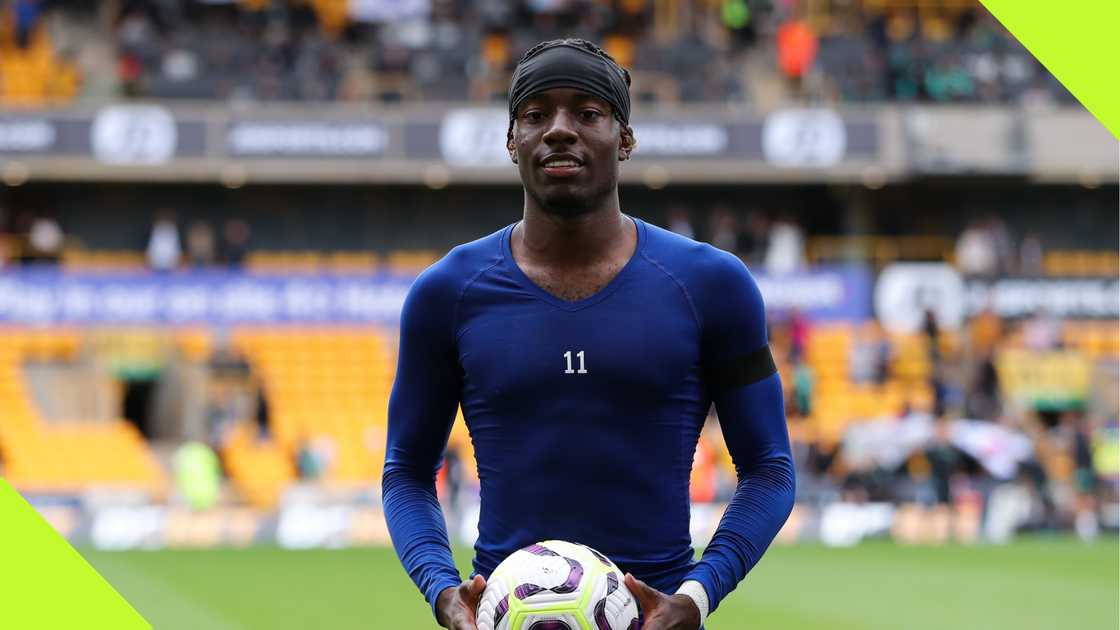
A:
525 179 611 217
536 189 597 216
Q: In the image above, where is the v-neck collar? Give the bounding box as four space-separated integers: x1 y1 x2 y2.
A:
500 215 646 312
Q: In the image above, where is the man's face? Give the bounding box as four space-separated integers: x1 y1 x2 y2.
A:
508 88 634 216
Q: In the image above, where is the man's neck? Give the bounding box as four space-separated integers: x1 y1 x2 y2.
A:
516 195 629 266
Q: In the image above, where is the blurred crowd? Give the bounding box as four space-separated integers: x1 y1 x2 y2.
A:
0 0 1071 107
667 205 806 273
0 207 252 269
652 205 1117 543
805 3 1074 105
680 302 1119 543
1 0 754 105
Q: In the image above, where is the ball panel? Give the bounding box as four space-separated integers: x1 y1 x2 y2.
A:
515 612 583 630
477 540 636 630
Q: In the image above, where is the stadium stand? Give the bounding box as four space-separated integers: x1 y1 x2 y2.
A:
227 328 394 491
0 0 1068 107
0 330 164 493
0 10 80 106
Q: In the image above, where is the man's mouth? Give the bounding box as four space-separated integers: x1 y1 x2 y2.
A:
541 156 584 178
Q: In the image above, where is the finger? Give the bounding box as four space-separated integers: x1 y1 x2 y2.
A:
468 574 487 596
458 575 486 602
624 573 658 598
624 573 663 612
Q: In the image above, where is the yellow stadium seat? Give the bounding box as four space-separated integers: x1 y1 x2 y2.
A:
220 327 397 496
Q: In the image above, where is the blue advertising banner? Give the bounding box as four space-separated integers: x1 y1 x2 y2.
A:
0 265 872 326
754 265 873 321
0 270 413 326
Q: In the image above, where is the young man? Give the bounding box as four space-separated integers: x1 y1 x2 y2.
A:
383 39 795 630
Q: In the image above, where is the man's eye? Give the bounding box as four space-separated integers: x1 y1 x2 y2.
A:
581 110 603 121
524 111 544 122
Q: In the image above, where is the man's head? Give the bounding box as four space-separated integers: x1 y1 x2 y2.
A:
506 39 636 217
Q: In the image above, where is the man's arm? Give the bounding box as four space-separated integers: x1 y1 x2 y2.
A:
382 266 465 616
681 253 796 616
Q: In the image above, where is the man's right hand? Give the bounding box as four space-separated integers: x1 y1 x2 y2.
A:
436 575 487 629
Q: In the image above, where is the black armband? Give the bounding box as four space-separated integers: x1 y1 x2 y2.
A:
705 345 777 394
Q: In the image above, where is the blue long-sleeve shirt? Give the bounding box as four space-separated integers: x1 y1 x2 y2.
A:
383 217 795 617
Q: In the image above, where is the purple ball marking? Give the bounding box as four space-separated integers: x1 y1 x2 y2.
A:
494 594 509 627
552 557 584 594
514 554 584 600
594 599 611 630
592 573 620 630
515 583 546 600
522 544 559 557
527 622 573 630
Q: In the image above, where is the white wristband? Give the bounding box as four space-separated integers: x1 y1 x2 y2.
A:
674 580 710 622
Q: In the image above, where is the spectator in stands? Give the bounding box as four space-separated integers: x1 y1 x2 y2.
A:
254 387 271 442
764 214 805 273
220 217 251 267
775 14 817 94
923 308 941 362
850 327 876 384
791 359 814 419
205 382 237 447
25 212 63 264
666 206 694 240
708 205 738 254
173 441 221 511
986 215 1015 275
720 0 760 50
969 305 1003 358
1066 412 1099 541
1019 232 1044 276
925 415 962 507
923 55 975 102
872 325 892 386
146 209 182 271
922 308 951 416
739 209 770 268
1023 307 1062 351
186 220 216 268
955 219 997 275
12 0 41 49
851 323 892 386
788 307 809 364
207 334 251 444
967 350 1001 421
297 435 336 480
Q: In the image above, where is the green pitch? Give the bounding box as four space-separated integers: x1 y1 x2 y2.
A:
82 539 1118 630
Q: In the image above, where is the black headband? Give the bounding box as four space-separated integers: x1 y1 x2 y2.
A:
508 43 631 126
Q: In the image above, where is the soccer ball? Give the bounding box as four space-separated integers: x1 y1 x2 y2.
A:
476 540 639 630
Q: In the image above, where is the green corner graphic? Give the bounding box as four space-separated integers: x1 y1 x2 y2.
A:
979 0 1120 139
0 479 150 629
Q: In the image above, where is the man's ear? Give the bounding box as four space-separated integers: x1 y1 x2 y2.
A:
507 132 518 164
619 125 636 161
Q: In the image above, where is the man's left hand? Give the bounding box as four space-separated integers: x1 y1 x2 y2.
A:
624 574 702 630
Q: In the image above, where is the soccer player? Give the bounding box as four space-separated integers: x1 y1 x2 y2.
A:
383 39 795 630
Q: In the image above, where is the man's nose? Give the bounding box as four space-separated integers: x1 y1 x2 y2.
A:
542 110 578 145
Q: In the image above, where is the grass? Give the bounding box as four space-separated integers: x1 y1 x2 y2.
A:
81 538 1118 630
